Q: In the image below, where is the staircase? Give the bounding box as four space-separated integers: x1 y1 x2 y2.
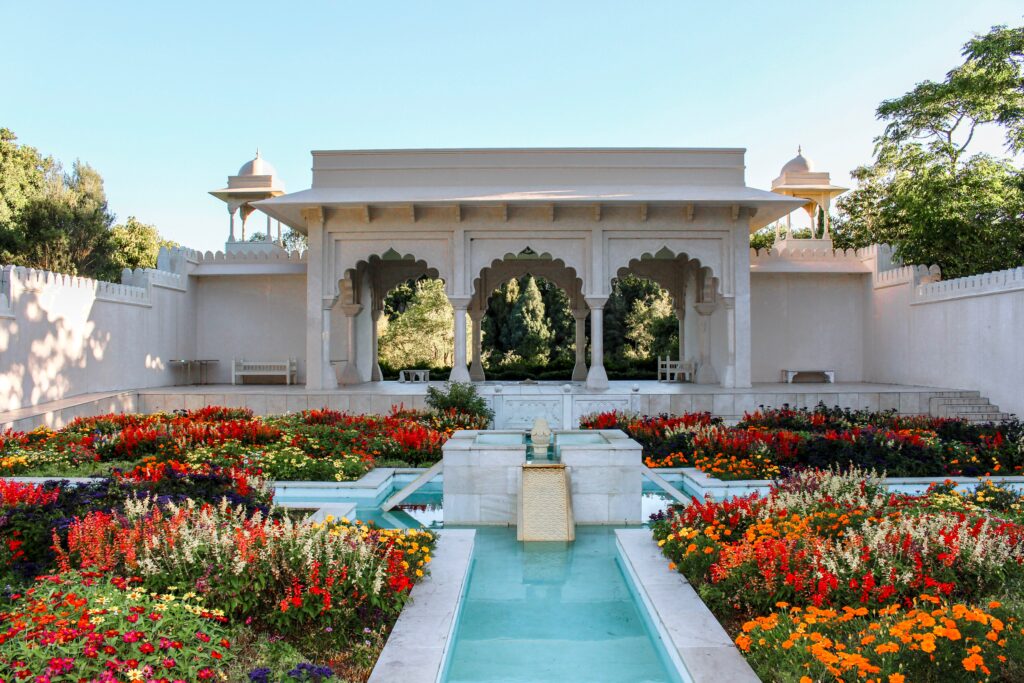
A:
517 464 575 542
928 391 1012 423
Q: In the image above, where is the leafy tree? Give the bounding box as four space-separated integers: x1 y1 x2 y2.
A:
378 278 453 368
14 161 115 276
0 128 51 235
100 217 178 281
0 128 175 281
837 24 1024 278
506 275 551 364
750 227 777 252
624 293 677 360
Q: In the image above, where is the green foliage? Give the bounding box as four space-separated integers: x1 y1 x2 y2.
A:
749 227 777 252
378 278 454 368
506 275 551 363
102 216 178 280
0 128 175 281
838 24 1024 278
604 275 678 363
424 381 494 420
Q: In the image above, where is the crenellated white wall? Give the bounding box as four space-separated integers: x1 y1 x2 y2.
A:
0 252 195 412
862 254 1024 417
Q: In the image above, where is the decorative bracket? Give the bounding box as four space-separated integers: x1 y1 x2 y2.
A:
684 204 694 222
300 206 325 225
731 204 740 222
639 203 648 222
593 204 602 222
360 205 371 223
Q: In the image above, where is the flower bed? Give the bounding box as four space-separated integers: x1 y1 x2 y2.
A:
0 405 489 482
581 405 1024 480
0 470 436 682
651 468 1024 682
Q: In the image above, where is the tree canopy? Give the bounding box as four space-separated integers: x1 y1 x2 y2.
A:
835 24 1024 278
0 128 174 281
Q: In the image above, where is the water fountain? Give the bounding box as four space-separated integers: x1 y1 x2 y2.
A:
442 419 644 529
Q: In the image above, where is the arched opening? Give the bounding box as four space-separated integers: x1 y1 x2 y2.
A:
335 250 447 385
471 250 586 382
613 249 721 383
480 274 574 380
377 275 453 379
603 274 679 379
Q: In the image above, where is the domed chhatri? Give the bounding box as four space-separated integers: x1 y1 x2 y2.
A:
237 149 278 178
779 145 813 174
770 146 847 243
210 150 287 249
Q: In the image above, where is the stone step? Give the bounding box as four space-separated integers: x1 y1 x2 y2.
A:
964 413 1011 423
925 390 982 398
930 396 990 406
942 403 998 414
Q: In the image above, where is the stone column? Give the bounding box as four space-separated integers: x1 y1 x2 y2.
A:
585 298 609 390
449 298 471 383
722 297 736 388
468 309 486 381
338 304 363 385
675 307 686 361
304 209 335 390
228 206 236 242
370 308 383 382
265 215 274 244
571 310 588 381
694 301 718 385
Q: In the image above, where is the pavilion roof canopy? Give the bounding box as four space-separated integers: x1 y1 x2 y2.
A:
252 148 807 232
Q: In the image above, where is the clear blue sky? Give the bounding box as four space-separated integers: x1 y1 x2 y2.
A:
4 0 1021 251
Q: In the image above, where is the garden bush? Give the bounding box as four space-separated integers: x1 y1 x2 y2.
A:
424 382 494 421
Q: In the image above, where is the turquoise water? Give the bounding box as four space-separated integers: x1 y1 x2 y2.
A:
443 527 682 683
276 477 691 682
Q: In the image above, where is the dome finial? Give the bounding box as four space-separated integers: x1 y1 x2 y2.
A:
797 144 802 155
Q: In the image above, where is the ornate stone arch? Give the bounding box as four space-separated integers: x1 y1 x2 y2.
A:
470 249 586 312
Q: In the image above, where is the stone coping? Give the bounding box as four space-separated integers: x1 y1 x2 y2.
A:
616 529 760 683
369 530 475 683
678 467 1024 499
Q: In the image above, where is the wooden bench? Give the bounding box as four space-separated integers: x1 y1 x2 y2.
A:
781 369 835 383
232 358 297 385
658 357 695 382
398 368 431 383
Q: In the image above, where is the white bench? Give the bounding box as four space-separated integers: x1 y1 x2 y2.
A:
232 358 298 385
398 368 431 383
781 369 835 383
658 357 695 382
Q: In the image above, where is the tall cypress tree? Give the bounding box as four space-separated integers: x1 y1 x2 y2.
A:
507 275 551 364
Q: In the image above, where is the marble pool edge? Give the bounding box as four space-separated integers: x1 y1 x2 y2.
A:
615 529 760 683
368 529 475 683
